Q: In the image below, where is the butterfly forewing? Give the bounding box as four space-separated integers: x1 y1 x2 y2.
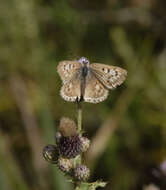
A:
84 72 109 103
60 75 82 102
90 63 127 89
57 61 81 83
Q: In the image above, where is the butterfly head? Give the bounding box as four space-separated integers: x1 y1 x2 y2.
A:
79 57 90 67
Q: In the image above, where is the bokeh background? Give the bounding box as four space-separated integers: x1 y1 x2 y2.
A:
0 0 166 190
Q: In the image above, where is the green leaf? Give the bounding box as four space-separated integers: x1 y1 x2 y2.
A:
75 181 107 190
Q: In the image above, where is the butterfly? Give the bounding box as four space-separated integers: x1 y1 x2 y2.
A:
57 57 127 103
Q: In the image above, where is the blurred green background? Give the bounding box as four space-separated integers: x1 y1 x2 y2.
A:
0 0 166 190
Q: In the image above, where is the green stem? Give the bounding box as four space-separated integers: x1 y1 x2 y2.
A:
77 102 82 165
73 102 83 189
77 102 82 133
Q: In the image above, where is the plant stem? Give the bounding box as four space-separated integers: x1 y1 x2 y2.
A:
77 102 82 165
74 102 83 189
77 102 82 133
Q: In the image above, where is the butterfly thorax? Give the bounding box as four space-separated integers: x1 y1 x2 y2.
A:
81 66 89 78
79 57 90 79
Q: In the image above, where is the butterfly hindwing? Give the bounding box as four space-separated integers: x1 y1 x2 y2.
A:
90 63 127 89
60 75 82 102
83 72 108 103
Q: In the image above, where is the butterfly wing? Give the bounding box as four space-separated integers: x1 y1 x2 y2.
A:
90 63 127 89
60 74 82 102
83 72 108 103
57 61 81 83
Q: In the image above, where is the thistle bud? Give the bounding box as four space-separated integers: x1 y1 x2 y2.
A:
80 136 90 152
43 144 59 163
59 117 77 137
74 165 90 181
58 135 82 158
58 157 72 173
55 132 62 144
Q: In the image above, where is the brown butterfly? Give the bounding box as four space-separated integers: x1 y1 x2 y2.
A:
57 57 127 103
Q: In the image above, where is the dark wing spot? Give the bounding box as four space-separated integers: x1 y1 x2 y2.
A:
115 70 118 76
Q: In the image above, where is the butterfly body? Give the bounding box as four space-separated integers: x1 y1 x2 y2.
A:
58 57 127 103
81 66 89 78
